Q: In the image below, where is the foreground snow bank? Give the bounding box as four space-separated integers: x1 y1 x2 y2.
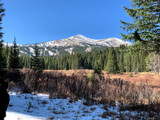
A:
6 111 43 120
6 92 108 120
6 92 160 120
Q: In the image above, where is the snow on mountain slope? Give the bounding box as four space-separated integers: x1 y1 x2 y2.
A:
65 47 73 54
97 38 132 47
29 47 34 54
3 43 22 47
4 34 132 56
24 34 131 48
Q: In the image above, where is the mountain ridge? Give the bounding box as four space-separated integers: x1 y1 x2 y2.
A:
5 34 132 56
23 34 131 47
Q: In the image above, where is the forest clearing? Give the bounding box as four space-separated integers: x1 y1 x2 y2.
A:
44 69 160 86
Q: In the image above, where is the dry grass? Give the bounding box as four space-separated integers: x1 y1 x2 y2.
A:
44 69 160 88
106 72 160 86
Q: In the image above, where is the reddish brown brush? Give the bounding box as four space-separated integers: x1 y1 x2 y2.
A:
7 69 160 112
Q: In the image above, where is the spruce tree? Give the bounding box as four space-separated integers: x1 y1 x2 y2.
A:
31 44 42 70
105 47 119 74
0 1 5 69
0 40 3 68
126 55 132 72
45 56 51 69
98 54 104 70
119 52 124 73
31 44 43 91
21 55 31 68
132 52 140 73
2 43 9 68
8 38 19 69
103 48 109 69
119 45 126 73
121 0 160 52
94 61 102 75
40 56 45 70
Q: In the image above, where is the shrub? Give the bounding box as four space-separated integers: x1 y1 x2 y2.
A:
7 68 160 112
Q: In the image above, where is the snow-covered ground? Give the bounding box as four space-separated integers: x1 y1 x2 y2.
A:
5 92 111 120
5 92 160 120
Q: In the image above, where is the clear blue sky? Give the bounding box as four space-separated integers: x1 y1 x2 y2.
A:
2 0 132 45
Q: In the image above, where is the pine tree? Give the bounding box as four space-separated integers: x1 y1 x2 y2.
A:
105 47 119 74
2 43 9 68
119 53 124 73
103 48 109 69
19 55 30 68
0 40 6 83
94 61 102 75
31 44 42 70
132 52 140 73
65 61 69 70
0 40 3 68
40 56 45 70
8 38 19 69
0 1 5 69
119 45 126 73
31 44 43 91
98 54 104 70
121 0 160 52
126 55 132 72
0 1 7 84
139 50 147 72
45 56 52 69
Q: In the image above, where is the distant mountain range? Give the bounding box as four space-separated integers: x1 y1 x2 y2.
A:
5 34 132 56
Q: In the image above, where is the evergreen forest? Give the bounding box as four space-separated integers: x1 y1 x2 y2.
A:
0 40 157 74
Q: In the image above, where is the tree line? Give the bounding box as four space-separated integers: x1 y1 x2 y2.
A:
1 39 155 74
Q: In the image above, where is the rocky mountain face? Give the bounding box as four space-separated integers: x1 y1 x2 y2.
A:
8 34 132 56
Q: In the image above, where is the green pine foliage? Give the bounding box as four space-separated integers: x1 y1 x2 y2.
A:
2 43 9 68
94 61 102 75
19 54 31 68
105 47 119 74
0 40 4 69
119 45 126 73
126 55 132 72
8 38 20 69
31 44 43 70
121 0 160 52
0 1 5 69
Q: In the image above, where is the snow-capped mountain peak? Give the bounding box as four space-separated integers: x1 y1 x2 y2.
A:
69 34 92 40
5 34 132 56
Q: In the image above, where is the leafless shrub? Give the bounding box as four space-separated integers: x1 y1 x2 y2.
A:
7 68 160 112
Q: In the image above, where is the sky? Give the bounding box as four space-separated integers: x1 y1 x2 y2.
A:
2 0 132 45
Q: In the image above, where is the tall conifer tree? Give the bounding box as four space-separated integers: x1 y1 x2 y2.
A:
121 0 160 52
31 44 42 70
8 38 19 69
0 1 5 69
105 47 119 74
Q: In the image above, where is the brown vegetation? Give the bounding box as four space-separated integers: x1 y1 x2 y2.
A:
44 70 160 87
6 69 160 112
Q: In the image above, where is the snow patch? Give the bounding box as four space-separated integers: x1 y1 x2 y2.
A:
6 92 106 120
65 48 73 54
29 47 34 55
